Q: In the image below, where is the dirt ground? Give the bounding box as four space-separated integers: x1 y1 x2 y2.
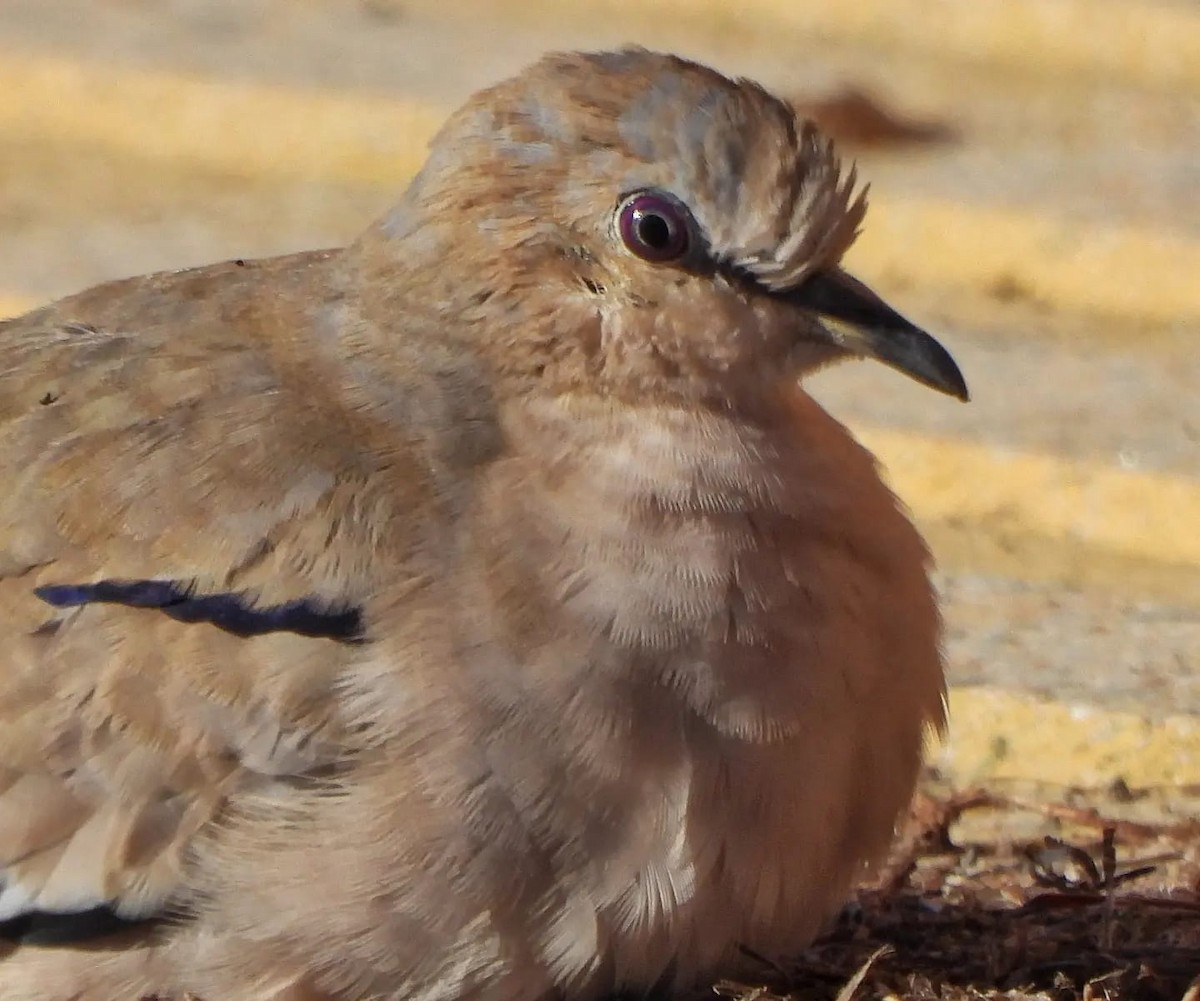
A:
711 773 1200 1001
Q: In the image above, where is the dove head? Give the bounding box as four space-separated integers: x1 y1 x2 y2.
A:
363 48 967 412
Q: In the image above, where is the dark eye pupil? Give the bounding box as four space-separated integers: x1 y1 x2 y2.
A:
636 212 672 249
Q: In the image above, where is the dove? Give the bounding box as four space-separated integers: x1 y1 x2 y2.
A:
0 47 966 1001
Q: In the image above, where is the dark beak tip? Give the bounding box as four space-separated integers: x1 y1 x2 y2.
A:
943 367 970 403
920 333 969 402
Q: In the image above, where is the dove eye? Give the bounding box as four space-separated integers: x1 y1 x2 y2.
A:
616 192 692 263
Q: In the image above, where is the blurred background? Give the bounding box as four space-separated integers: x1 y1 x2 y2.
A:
1 0 1197 788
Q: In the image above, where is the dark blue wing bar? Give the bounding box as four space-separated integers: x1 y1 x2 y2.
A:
0 904 151 945
35 580 363 642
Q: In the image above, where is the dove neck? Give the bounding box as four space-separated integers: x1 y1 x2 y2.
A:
454 390 938 741
532 395 789 508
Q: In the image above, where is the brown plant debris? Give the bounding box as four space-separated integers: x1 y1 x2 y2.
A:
792 88 958 149
699 773 1200 1001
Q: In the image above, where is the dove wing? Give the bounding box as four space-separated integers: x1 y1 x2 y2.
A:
0 252 436 937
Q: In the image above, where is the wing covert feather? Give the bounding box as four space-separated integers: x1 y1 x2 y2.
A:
0 252 435 928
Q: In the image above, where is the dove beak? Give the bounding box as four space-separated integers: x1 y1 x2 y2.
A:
787 267 969 401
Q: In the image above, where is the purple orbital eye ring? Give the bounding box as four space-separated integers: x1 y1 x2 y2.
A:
617 192 691 262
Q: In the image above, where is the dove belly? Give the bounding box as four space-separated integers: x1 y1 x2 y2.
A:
452 419 941 993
